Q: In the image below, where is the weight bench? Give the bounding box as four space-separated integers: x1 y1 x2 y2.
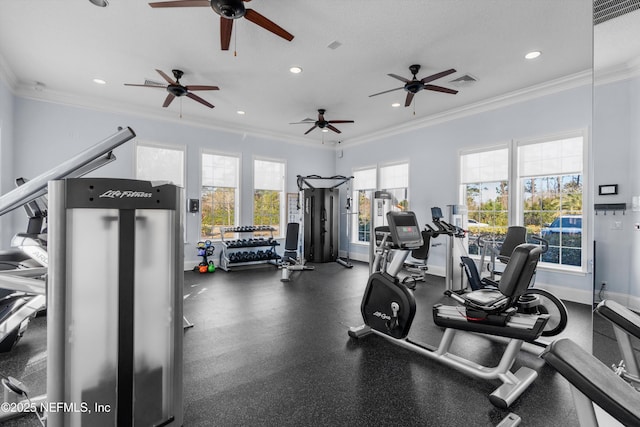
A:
542 338 640 427
595 299 640 389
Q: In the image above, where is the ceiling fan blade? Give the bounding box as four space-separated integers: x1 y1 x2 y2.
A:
187 92 215 108
304 125 318 135
124 83 166 88
244 9 294 41
149 1 210 8
326 125 342 134
290 119 315 124
423 84 458 94
404 92 415 107
327 120 354 124
420 68 457 84
369 87 403 97
220 16 233 50
388 73 410 83
185 85 220 91
156 69 177 85
163 93 176 108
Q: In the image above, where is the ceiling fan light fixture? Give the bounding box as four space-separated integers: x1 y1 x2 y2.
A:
289 66 303 74
89 0 109 7
321 129 329 133
525 50 541 60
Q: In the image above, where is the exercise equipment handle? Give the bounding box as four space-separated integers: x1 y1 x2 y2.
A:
531 235 549 253
444 290 467 304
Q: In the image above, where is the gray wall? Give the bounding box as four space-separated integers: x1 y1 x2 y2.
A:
593 75 640 308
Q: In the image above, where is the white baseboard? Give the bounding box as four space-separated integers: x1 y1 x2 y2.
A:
534 282 593 305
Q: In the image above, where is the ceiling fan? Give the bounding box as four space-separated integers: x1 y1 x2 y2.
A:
148 0 294 51
290 109 354 135
369 64 458 107
124 69 219 109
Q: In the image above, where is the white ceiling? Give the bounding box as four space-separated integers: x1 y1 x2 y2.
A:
0 1 629 146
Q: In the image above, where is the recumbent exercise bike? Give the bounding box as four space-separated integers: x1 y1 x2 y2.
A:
349 210 551 409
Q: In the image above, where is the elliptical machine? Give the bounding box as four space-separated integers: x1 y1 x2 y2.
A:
349 210 551 409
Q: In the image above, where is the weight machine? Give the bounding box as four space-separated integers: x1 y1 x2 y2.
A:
296 175 353 267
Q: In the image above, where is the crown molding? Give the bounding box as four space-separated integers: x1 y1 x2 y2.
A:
11 83 336 151
594 60 640 86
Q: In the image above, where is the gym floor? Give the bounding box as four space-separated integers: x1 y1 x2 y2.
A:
1 261 594 426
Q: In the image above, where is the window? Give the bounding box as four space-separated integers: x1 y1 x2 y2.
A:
201 152 239 240
380 162 409 210
135 142 185 187
519 135 584 268
352 168 377 243
460 148 509 255
254 159 285 237
459 132 586 270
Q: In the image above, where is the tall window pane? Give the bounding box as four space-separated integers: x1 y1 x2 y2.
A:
519 136 584 267
352 168 376 243
380 163 409 210
254 159 285 237
460 148 509 255
201 153 239 239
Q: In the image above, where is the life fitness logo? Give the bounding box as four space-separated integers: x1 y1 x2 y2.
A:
99 190 153 199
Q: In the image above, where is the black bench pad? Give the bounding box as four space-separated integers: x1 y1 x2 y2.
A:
596 299 640 339
542 338 640 426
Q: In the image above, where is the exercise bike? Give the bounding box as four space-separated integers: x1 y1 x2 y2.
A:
349 210 551 409
460 230 568 338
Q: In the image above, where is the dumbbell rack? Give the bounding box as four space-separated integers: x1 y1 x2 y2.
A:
219 226 281 271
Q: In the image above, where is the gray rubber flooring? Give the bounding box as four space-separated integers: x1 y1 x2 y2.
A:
1 261 595 426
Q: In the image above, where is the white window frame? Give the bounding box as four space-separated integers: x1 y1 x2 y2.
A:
252 156 286 238
515 130 588 272
200 149 241 241
458 129 589 273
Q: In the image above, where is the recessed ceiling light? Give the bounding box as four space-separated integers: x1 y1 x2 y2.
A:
237 110 245 115
89 0 108 7
289 66 303 74
525 51 541 60
391 103 401 108
93 78 106 85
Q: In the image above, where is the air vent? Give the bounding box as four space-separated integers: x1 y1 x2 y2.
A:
449 74 477 88
594 0 640 25
327 40 342 50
